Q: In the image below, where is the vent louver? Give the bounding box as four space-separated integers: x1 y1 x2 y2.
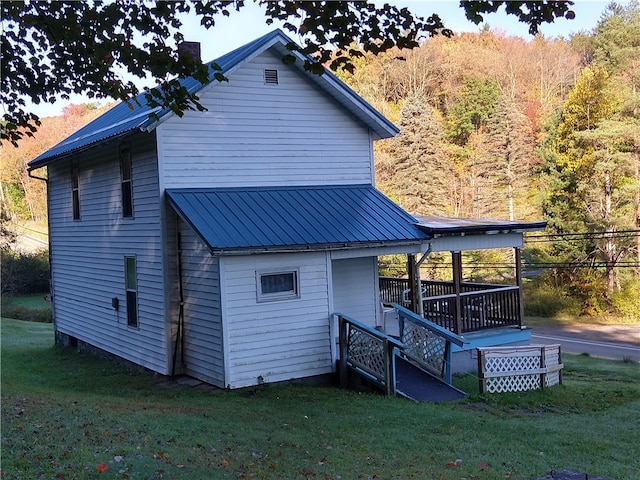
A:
264 69 279 85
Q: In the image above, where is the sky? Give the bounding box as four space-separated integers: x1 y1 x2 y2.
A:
23 0 618 118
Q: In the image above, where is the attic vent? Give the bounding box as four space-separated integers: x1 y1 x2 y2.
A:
264 69 279 85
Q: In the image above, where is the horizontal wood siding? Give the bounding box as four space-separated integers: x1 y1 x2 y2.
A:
222 253 332 388
331 257 379 328
157 49 374 189
47 132 169 373
178 222 225 387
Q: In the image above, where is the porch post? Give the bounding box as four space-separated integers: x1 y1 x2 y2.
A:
407 254 418 313
514 247 525 327
452 251 463 335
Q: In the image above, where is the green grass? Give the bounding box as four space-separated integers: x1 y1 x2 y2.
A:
2 319 640 480
1 294 52 323
2 293 50 310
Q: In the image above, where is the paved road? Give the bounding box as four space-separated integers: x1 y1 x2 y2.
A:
530 324 640 362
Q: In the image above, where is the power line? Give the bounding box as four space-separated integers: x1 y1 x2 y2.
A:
525 229 640 243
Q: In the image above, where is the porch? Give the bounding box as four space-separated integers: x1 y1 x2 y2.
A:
377 215 546 336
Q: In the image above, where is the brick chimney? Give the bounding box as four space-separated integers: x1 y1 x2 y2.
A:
178 41 201 61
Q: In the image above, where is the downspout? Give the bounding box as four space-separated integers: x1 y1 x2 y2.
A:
171 226 186 376
414 245 432 317
28 167 56 337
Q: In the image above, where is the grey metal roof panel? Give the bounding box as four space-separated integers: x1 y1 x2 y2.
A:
167 185 430 253
414 214 547 235
29 29 397 168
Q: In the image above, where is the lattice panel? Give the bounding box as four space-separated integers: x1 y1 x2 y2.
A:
401 321 446 377
485 374 541 393
484 354 539 373
479 345 563 394
347 328 385 379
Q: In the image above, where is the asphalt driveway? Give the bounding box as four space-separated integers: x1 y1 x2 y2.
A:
530 323 640 362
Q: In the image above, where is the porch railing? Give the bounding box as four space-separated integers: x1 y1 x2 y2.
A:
380 277 522 334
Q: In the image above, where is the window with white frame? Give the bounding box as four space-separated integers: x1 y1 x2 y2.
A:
120 144 133 218
257 270 299 302
124 256 138 327
71 159 80 220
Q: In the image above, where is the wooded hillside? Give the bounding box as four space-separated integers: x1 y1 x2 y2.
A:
1 2 638 317
336 1 639 317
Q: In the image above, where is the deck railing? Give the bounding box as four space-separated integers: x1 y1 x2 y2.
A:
380 277 522 334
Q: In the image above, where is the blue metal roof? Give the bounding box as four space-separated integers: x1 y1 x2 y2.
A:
29 29 398 169
166 185 430 253
414 215 547 235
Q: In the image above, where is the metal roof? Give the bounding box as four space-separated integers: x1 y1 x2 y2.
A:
166 185 430 254
414 214 547 235
29 29 398 169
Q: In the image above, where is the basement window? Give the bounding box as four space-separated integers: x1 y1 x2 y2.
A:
257 270 299 302
264 69 279 85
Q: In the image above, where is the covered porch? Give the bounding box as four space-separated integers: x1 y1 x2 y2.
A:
378 215 546 337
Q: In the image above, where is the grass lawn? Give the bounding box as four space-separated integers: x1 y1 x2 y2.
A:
1 293 51 310
2 319 639 480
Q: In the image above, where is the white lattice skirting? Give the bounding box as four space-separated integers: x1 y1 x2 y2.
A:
477 344 563 394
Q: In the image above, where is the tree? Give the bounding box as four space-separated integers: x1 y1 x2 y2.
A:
539 63 639 308
1 1 576 146
447 77 500 146
592 0 640 277
484 94 537 220
386 96 452 216
0 103 108 223
576 122 637 293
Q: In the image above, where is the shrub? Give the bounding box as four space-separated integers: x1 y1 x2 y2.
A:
0 248 50 295
523 276 582 317
609 277 640 320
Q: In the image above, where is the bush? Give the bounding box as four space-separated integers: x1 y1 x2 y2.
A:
1 248 50 295
609 277 640 320
523 276 582 317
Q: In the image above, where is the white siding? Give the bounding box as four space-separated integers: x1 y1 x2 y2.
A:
331 257 379 328
47 132 169 373
178 222 225 387
221 253 332 388
157 49 375 189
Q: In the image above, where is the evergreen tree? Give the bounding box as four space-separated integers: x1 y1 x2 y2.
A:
447 77 500 146
388 96 453 216
484 94 536 220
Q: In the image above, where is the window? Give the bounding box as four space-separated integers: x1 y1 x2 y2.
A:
120 144 133 217
71 160 80 220
257 270 299 302
124 256 138 327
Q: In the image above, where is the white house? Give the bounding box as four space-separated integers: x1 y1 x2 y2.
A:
29 30 435 389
